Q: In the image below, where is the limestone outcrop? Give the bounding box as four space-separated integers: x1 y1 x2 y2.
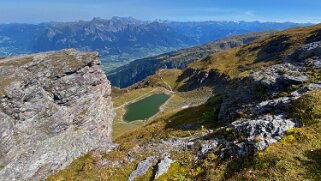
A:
0 49 115 180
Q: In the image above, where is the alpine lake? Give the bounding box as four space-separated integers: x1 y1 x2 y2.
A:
123 93 170 122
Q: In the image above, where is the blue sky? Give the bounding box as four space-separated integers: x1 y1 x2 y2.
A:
1 0 321 23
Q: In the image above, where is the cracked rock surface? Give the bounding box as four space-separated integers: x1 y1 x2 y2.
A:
0 49 115 180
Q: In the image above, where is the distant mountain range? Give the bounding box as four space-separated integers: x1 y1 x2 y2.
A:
0 17 311 67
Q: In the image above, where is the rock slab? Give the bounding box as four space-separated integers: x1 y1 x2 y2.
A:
154 154 173 179
128 156 155 181
0 49 115 180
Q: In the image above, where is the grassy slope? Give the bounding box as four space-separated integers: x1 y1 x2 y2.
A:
155 25 321 180
112 86 214 139
48 24 321 180
47 95 222 181
112 68 215 139
130 69 185 91
48 91 321 181
190 24 321 79
188 90 321 181
226 123 321 181
132 24 321 93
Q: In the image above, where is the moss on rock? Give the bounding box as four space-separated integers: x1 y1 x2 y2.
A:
291 89 321 125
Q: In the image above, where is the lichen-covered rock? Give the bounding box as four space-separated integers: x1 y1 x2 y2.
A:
231 114 297 150
196 114 297 159
250 63 308 86
211 41 321 158
154 154 173 179
218 62 309 123
198 140 219 157
290 41 321 61
291 81 321 97
0 49 115 180
128 156 156 181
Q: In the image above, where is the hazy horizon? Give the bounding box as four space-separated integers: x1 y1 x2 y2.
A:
0 16 316 25
1 0 321 24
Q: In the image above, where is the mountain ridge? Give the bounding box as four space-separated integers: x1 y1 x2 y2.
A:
48 23 321 180
109 31 275 88
0 17 310 68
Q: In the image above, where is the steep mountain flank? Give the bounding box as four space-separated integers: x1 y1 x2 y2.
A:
109 31 274 88
173 24 321 91
50 24 321 180
0 49 115 180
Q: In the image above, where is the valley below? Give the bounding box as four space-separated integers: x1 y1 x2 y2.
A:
0 18 321 181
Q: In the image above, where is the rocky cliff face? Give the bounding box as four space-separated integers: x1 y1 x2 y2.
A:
0 49 115 180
